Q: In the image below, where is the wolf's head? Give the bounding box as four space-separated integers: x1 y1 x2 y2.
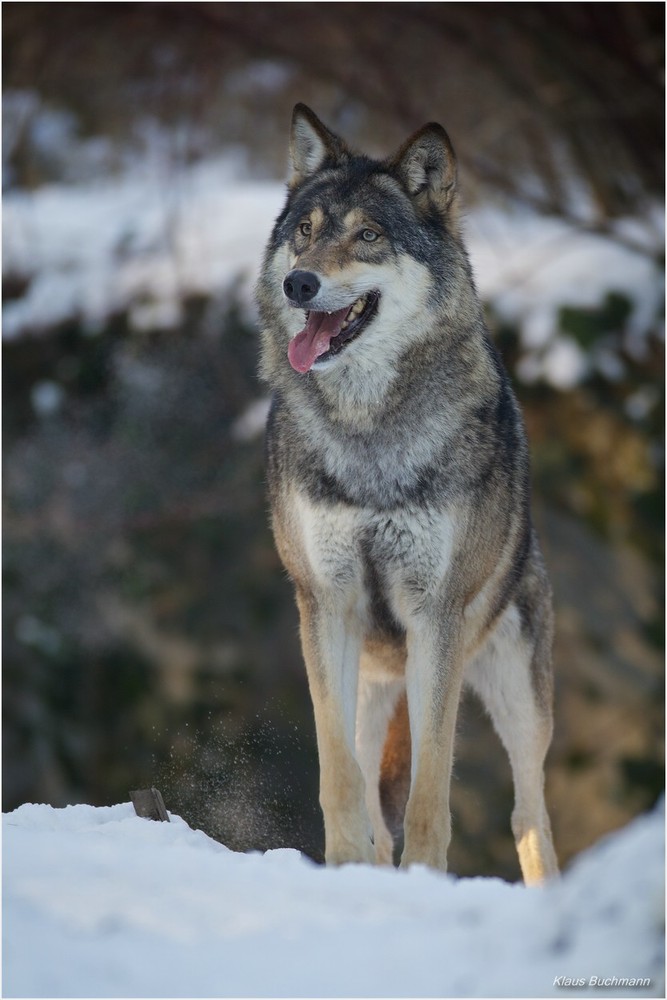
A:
259 104 473 385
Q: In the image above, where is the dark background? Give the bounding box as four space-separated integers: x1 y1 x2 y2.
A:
3 2 664 880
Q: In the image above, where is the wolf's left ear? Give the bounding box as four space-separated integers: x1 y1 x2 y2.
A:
289 104 346 188
390 123 457 211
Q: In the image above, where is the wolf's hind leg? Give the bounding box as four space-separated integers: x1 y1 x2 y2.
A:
356 675 405 864
379 691 411 863
466 604 559 886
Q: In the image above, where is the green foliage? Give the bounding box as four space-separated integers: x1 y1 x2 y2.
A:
619 756 665 810
558 292 633 349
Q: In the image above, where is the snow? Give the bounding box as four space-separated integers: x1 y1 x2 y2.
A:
3 152 663 390
465 204 663 388
231 397 274 443
3 158 281 339
3 800 664 998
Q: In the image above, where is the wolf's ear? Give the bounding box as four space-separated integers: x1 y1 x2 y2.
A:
289 104 346 188
390 123 457 211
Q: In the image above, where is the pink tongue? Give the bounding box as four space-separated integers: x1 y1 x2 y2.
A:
288 306 350 373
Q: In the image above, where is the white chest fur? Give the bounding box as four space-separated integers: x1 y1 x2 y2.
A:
295 491 457 626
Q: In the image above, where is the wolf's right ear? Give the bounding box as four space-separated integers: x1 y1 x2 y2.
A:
288 104 346 188
390 123 458 212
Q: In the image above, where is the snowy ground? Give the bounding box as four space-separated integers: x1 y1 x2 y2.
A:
3 800 663 998
3 153 663 392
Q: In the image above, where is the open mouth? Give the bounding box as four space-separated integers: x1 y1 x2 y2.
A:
287 292 380 374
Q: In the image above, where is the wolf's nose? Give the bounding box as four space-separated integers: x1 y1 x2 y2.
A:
283 270 320 304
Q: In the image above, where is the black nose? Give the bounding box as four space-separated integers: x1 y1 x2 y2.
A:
283 270 320 304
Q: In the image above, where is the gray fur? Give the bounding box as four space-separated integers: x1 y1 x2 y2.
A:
256 105 558 883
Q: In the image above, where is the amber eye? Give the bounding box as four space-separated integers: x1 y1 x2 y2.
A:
299 221 312 236
361 228 379 242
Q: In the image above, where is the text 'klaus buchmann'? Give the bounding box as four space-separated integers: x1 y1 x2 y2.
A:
554 976 652 988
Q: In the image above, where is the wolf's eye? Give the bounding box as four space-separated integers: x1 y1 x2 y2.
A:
299 222 312 236
361 229 379 242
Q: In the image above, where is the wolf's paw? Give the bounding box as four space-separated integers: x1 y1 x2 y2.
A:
373 829 395 866
399 846 448 873
325 833 375 866
400 818 450 871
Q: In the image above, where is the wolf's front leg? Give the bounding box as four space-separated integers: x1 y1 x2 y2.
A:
400 611 467 871
296 587 375 865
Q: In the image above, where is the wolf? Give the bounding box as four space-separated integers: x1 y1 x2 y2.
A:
256 104 559 885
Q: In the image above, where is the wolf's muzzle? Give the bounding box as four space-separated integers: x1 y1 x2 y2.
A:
283 270 320 306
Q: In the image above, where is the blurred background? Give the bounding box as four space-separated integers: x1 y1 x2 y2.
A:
3 2 664 880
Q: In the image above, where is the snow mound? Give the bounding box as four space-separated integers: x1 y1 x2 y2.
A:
3 800 663 998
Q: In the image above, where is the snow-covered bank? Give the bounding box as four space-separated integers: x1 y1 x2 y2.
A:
3 801 663 998
2 158 282 339
3 155 663 390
